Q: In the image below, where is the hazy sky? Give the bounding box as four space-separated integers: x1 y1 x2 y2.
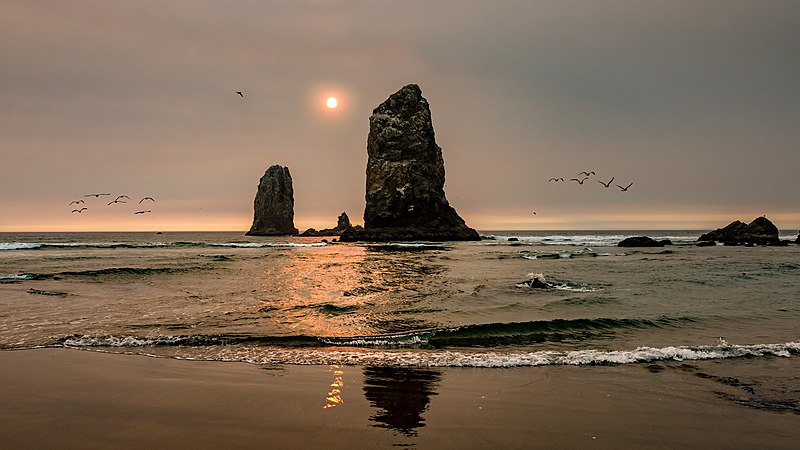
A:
2 0 799 232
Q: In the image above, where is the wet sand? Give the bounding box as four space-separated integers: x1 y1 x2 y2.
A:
0 349 797 449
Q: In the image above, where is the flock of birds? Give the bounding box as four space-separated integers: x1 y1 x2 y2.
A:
69 193 156 215
549 171 633 191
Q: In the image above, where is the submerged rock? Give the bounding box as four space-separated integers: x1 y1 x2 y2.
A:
618 236 672 247
340 84 479 242
300 212 353 236
696 240 717 247
246 165 298 236
698 216 779 246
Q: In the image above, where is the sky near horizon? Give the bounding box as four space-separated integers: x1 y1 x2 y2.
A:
2 1 799 232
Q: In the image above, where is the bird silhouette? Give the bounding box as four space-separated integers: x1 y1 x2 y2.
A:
134 210 152 214
236 91 244 97
548 177 564 182
570 177 588 185
84 193 110 198
69 200 85 205
71 208 88 213
598 177 615 188
579 171 596 177
107 200 127 206
139 197 155 203
115 195 130 201
616 182 633 192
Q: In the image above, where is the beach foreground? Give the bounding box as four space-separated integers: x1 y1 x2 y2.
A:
0 349 796 449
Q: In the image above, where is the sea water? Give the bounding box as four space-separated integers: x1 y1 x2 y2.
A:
0 231 797 368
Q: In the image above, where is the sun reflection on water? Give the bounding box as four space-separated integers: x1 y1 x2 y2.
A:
256 244 447 338
323 364 345 409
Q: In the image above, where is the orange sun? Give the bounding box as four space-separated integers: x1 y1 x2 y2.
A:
326 97 338 109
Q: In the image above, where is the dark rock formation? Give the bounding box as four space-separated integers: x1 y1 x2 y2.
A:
300 212 353 236
698 216 780 246
340 84 479 242
696 240 717 247
617 236 673 247
246 165 298 236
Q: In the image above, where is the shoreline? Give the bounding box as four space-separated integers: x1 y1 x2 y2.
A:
1 348 797 449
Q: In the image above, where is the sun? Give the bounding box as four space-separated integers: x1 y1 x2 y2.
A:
326 97 338 109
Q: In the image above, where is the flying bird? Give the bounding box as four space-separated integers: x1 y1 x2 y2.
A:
616 182 634 192
84 193 110 198
71 208 88 213
548 177 564 182
134 210 152 214
69 200 85 205
139 197 155 203
236 91 244 97
570 177 588 185
115 195 130 201
579 171 596 177
598 177 615 188
108 200 127 205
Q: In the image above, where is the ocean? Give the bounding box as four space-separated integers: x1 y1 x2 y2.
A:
1 231 798 368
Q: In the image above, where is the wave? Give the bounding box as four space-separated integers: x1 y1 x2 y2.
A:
482 233 702 247
54 317 693 352
0 273 47 281
0 241 327 251
58 337 800 367
58 267 202 277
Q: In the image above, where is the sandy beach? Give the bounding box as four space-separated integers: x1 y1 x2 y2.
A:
1 348 797 449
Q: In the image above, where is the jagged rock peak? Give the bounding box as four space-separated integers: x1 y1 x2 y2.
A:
698 216 779 245
340 84 479 242
245 165 298 236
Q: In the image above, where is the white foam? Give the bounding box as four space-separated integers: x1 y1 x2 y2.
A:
0 274 37 280
211 242 327 248
0 243 42 250
168 341 800 367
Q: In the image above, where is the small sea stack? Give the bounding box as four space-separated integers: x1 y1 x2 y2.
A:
300 212 353 237
340 84 479 242
698 216 780 246
246 165 298 236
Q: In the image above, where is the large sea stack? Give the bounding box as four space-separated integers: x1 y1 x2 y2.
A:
246 165 298 236
697 216 779 246
340 84 479 242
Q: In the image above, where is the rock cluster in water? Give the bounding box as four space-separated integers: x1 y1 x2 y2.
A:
617 236 673 247
340 84 479 242
300 212 353 237
246 165 298 236
698 216 780 246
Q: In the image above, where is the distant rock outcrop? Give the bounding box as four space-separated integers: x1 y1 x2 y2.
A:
339 84 479 242
698 216 779 246
617 236 672 247
246 165 298 236
300 212 352 236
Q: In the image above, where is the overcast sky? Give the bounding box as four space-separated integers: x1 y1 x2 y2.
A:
2 0 799 232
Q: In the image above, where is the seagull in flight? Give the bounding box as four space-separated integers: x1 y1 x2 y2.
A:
236 91 244 97
114 195 130 202
570 177 588 185
84 193 110 198
598 177 615 188
69 200 85 205
71 208 88 213
139 197 155 203
616 182 634 192
548 177 564 182
107 199 127 206
134 210 152 214
579 171 596 177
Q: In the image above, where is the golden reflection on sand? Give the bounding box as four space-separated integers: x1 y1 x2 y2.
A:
323 364 345 410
